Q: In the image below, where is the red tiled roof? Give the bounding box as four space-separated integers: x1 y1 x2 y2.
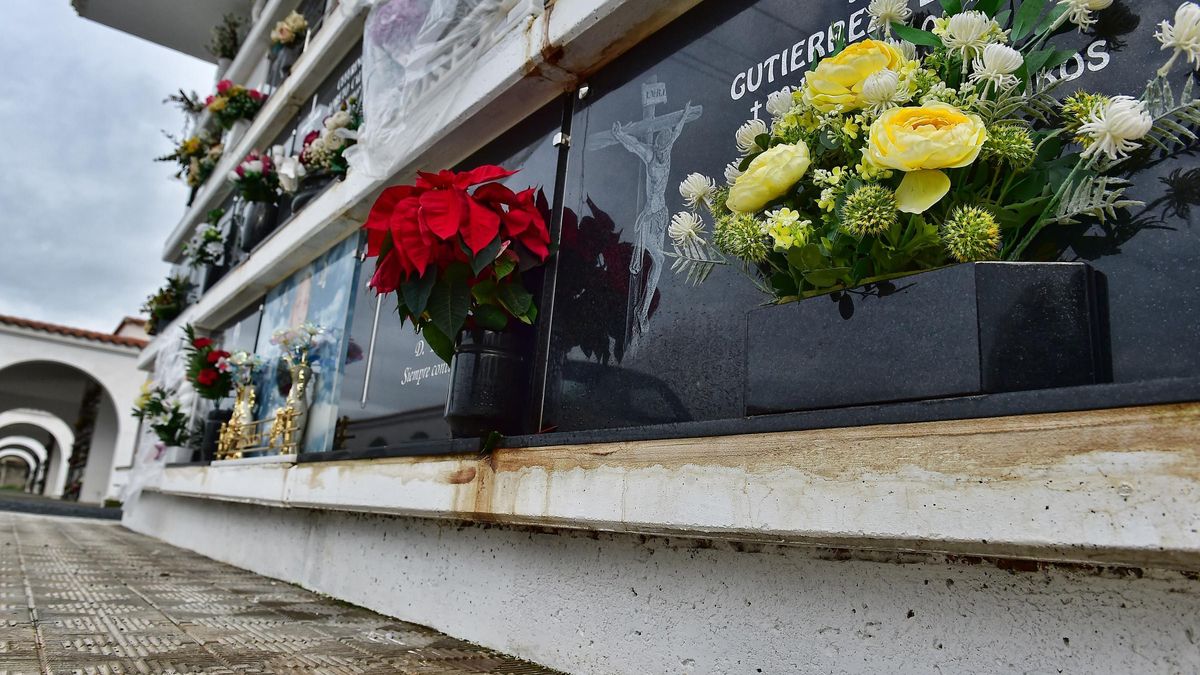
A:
0 314 148 349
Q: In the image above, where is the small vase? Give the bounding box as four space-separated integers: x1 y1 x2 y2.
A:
444 329 529 438
215 57 233 80
237 200 279 253
226 119 252 150
199 408 232 462
290 172 336 212
271 359 312 453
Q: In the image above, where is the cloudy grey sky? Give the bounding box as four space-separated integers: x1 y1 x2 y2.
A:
0 1 214 333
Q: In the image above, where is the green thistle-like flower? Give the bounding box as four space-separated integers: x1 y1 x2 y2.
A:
841 184 898 237
941 205 1001 262
982 123 1036 170
708 186 732 220
1060 92 1109 147
713 212 768 262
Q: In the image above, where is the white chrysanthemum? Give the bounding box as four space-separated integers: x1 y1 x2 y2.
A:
886 38 919 62
861 69 910 114
969 44 1024 90
668 211 705 245
1079 95 1153 160
766 87 794 119
935 11 1005 61
1156 2 1200 76
735 118 769 154
679 172 717 208
1057 0 1113 31
724 161 744 185
204 241 225 258
867 0 912 34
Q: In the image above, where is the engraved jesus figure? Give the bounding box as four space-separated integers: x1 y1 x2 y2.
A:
596 77 701 350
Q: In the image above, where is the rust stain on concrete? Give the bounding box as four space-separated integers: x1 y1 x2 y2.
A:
445 467 478 485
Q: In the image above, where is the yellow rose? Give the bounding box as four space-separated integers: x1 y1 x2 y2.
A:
865 103 987 213
207 96 228 112
802 39 907 113
726 143 812 213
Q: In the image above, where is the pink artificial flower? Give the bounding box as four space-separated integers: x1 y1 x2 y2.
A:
248 89 265 102
216 79 234 94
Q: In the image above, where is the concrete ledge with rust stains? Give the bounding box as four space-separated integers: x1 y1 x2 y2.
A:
144 402 1200 571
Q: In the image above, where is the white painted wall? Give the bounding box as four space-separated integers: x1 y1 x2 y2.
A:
125 493 1200 675
0 325 143 501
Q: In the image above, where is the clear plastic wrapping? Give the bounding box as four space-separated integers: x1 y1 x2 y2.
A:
341 0 541 179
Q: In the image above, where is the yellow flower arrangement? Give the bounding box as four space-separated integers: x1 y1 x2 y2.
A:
866 103 987 212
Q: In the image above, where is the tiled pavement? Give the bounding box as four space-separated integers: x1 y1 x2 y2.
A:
0 512 556 674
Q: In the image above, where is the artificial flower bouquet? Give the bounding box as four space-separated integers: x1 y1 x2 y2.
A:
270 322 330 366
132 384 190 449
183 209 226 268
142 276 192 336
157 134 223 188
183 325 233 400
225 350 265 385
299 101 362 177
229 151 280 203
205 79 266 130
361 165 552 364
207 13 242 61
669 0 1200 300
271 11 308 49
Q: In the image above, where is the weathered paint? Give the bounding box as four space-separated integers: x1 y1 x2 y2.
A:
124 491 1200 675
145 403 1200 570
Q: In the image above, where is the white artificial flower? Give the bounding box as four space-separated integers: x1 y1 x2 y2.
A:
724 161 744 185
1079 95 1153 160
679 172 717 208
1057 0 1113 31
868 0 912 35
969 44 1024 91
276 155 306 193
766 86 795 119
735 118 769 154
860 69 909 113
325 110 352 130
936 11 1005 62
886 38 919 62
668 212 705 245
1156 2 1200 76
204 241 224 258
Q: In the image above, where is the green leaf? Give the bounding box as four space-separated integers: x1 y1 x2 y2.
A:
754 133 771 150
497 282 533 317
973 0 1003 17
892 23 942 47
471 278 498 304
1035 3 1069 34
470 237 503 275
400 271 436 318
472 304 509 331
787 243 826 270
802 267 850 288
938 0 962 16
1011 0 1044 41
421 323 455 365
427 264 471 341
520 301 538 325
493 252 517 280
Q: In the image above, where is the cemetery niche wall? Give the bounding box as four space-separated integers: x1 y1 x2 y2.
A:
307 0 1199 459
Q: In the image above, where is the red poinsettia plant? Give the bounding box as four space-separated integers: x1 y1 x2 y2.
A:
183 324 233 401
362 165 552 363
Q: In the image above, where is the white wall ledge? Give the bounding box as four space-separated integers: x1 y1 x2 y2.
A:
143 402 1200 571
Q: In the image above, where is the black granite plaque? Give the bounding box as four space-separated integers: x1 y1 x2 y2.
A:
538 0 1199 434
332 100 566 450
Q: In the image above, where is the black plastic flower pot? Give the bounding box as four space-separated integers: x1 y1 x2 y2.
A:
268 43 302 89
291 172 337 213
197 408 232 463
237 200 279 253
744 261 1111 415
444 329 530 438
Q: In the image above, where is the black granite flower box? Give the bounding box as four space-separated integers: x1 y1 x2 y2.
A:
744 262 1110 415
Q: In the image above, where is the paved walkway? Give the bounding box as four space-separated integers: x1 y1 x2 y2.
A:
0 512 555 674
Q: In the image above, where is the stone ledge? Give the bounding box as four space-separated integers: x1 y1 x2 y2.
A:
145 402 1200 571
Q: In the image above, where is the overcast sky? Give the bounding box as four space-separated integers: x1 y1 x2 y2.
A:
0 1 215 333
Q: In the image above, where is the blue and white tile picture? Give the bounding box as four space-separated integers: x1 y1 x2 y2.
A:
255 234 361 454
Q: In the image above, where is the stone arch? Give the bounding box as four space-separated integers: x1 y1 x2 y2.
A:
0 409 75 497
0 360 129 504
0 437 47 492
0 447 37 490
